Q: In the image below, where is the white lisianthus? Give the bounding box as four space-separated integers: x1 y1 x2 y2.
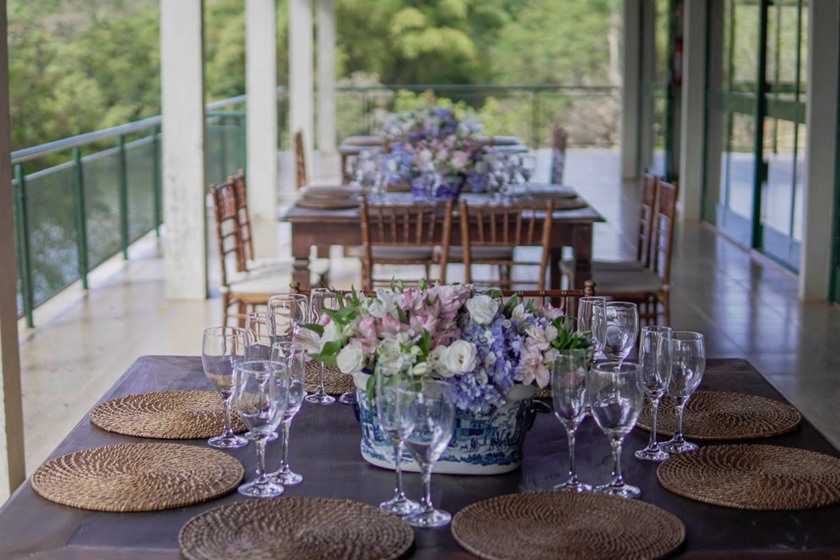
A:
320 321 340 351
336 344 365 374
367 289 397 318
466 295 499 326
511 303 526 320
441 340 477 374
376 339 407 376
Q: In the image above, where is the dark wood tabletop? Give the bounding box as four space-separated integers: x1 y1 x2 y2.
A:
1 356 838 559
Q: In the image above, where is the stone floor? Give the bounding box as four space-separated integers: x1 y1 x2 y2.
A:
13 148 840 497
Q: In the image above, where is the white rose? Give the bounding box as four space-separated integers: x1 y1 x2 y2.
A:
336 344 365 374
441 340 477 374
466 295 499 326
428 345 451 377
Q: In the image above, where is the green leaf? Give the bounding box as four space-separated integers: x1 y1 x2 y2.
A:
300 322 324 336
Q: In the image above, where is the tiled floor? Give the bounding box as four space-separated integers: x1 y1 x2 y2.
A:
14 148 840 487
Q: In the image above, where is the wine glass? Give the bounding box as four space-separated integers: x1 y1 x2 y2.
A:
635 326 673 462
399 379 456 528
604 302 639 364
244 312 272 360
267 293 308 343
588 361 644 499
268 341 306 486
233 359 290 497
307 288 338 405
201 326 248 449
577 296 607 361
660 331 706 455
551 349 592 493
375 372 421 516
518 153 536 198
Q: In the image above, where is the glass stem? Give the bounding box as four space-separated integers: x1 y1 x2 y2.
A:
566 428 578 482
318 363 327 395
648 399 661 449
255 437 268 481
673 401 687 444
222 398 234 437
280 420 291 471
393 441 407 499
420 463 434 514
610 437 625 487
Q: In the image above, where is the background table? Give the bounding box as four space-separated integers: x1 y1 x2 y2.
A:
1 356 838 558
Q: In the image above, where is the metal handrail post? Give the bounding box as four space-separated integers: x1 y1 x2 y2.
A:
151 125 162 235
13 164 35 328
72 147 89 290
117 135 129 259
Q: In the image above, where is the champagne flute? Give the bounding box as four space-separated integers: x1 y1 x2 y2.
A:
635 326 673 461
551 349 592 493
588 361 644 499
269 341 306 486
660 331 706 455
375 372 420 516
400 379 456 528
233 359 289 498
267 293 308 343
307 288 338 405
604 301 639 364
577 296 607 361
201 326 248 449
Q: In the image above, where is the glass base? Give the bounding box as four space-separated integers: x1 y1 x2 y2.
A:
379 495 420 516
404 508 452 528
595 482 641 499
207 433 249 449
245 431 278 442
635 445 670 462
238 479 285 498
271 468 303 486
338 391 357 405
554 479 593 493
305 391 336 405
660 439 698 455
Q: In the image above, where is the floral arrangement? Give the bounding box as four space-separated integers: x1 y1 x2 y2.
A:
380 107 485 186
301 284 590 415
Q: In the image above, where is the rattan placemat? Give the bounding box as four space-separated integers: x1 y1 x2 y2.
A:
658 444 840 510
451 492 685 560
637 391 801 440
179 497 414 560
90 390 246 439
31 442 243 512
305 361 356 395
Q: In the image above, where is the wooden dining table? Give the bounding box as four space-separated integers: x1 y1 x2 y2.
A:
0 356 838 558
279 191 604 291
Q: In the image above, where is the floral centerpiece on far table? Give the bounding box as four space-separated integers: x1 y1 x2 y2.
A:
381 107 486 200
300 283 590 474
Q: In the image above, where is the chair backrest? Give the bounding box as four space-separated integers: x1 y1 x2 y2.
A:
500 284 595 316
458 199 554 290
649 179 678 285
210 180 246 287
550 128 568 185
294 130 308 190
231 169 256 263
359 199 454 290
637 173 659 267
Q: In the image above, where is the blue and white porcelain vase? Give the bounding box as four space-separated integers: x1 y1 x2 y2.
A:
353 372 538 475
409 172 467 201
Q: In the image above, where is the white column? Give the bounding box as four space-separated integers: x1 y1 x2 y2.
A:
799 0 839 301
678 0 707 221
620 0 642 179
0 0 26 501
289 0 314 185
246 0 278 223
316 0 336 171
638 0 656 174
160 0 207 299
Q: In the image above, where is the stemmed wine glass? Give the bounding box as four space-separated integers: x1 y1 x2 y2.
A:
375 372 420 516
245 312 272 360
201 326 248 449
660 331 706 455
588 361 644 499
635 326 673 462
269 341 306 486
551 349 592 493
577 296 607 361
233 359 290 497
399 379 456 528
604 302 639 364
519 153 536 198
307 288 338 405
267 293 308 343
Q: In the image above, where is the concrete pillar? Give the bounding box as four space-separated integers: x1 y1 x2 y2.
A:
246 0 278 223
703 0 725 224
289 0 314 185
0 0 26 501
620 0 642 179
160 0 207 299
639 0 656 174
799 0 839 301
678 0 707 221
316 0 336 171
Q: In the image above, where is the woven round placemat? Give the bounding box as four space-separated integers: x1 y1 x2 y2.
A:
451 492 685 560
179 497 414 560
90 390 247 439
637 391 801 440
657 444 840 510
305 361 356 395
31 442 243 512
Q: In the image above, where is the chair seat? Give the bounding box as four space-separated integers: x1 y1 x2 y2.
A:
560 258 646 276
246 257 294 270
351 245 436 262
593 269 664 294
449 246 514 261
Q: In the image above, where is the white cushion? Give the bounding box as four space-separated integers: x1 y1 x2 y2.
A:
593 269 663 294
449 246 514 261
560 258 646 275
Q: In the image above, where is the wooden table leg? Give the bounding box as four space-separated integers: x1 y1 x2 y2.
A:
292 231 312 290
571 223 593 290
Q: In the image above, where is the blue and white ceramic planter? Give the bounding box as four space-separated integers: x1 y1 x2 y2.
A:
353 373 537 475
